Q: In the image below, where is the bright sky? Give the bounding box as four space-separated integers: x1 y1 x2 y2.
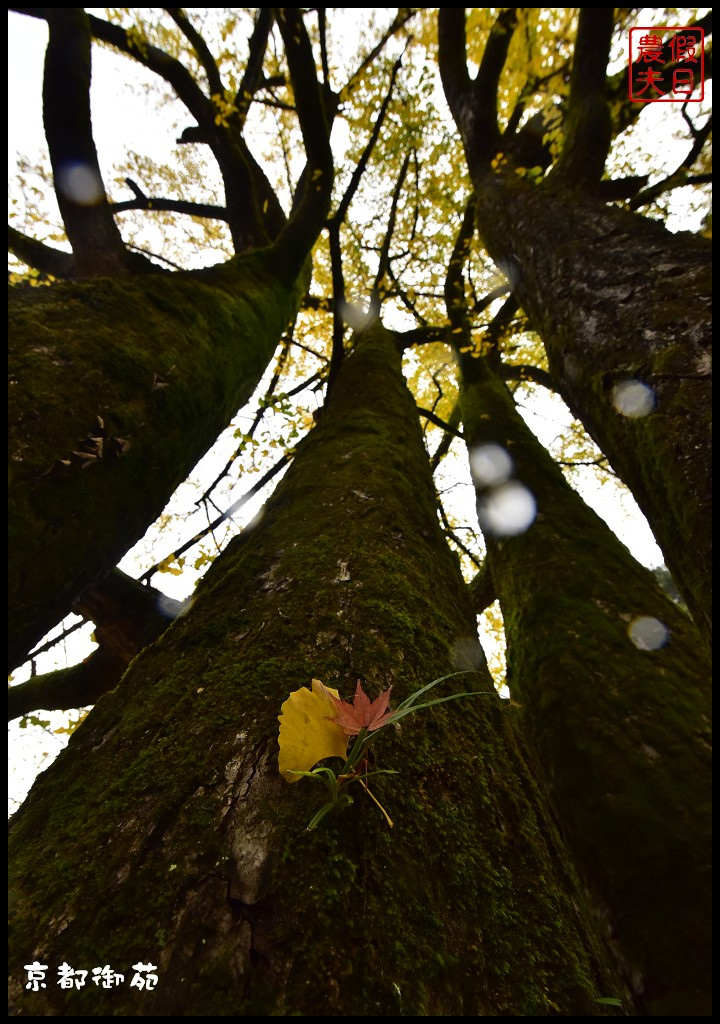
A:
8 9 709 814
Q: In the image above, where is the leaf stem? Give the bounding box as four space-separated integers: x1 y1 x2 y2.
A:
358 778 394 828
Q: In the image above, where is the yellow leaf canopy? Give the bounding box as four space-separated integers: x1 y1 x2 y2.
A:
278 679 348 782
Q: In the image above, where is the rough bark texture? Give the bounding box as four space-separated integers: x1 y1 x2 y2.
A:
8 251 308 671
473 175 712 645
459 353 712 1015
9 324 627 1016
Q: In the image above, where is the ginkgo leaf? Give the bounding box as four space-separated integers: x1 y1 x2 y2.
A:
278 679 348 782
327 681 394 736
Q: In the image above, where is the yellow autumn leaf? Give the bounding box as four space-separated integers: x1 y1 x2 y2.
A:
157 555 185 576
278 679 348 782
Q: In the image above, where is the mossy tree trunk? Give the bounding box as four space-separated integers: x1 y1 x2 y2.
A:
437 8 711 645
9 324 627 1016
459 352 711 1015
8 253 308 672
8 7 332 674
473 177 712 646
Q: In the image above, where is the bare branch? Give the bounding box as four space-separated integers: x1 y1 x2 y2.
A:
197 349 322 505
628 115 712 211
164 8 224 97
8 224 76 279
111 179 230 221
43 10 141 276
370 150 412 316
87 11 285 252
550 8 614 190
269 8 333 282
8 647 126 720
9 569 183 719
234 8 275 128
330 56 403 229
430 401 462 475
140 455 292 583
500 362 554 390
340 9 415 101
437 500 483 572
417 406 464 439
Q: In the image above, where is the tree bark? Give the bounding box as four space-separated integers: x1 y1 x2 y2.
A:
437 8 711 645
459 352 712 1015
8 252 309 671
473 176 711 645
9 324 626 1016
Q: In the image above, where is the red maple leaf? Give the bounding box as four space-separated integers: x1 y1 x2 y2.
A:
327 681 395 736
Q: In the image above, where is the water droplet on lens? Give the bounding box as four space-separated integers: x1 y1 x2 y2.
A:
478 481 536 537
58 163 104 205
628 615 668 650
469 443 514 487
612 380 655 418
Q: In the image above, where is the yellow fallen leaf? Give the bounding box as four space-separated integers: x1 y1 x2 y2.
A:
278 679 348 782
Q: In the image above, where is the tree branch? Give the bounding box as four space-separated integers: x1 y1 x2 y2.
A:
370 150 412 316
429 401 463 474
340 9 415 101
550 8 614 190
8 647 127 720
398 325 453 349
87 13 217 137
164 7 224 97
500 362 554 390
467 561 497 616
438 8 518 176
140 455 292 582
324 44 405 392
269 8 334 283
594 175 650 202
111 179 230 221
417 406 464 439
444 194 477 330
87 11 285 252
325 223 347 397
437 501 483 572
43 10 140 276
197 354 321 507
629 171 712 212
628 114 713 211
234 8 275 128
8 224 76 279
8 569 183 719
330 56 403 229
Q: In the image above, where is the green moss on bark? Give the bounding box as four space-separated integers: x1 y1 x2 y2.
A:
473 176 711 645
8 251 308 669
9 325 626 1016
459 353 711 1015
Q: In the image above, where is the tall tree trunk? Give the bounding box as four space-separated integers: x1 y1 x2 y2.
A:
472 177 711 645
459 352 712 1015
8 252 308 671
9 324 626 1016
437 8 711 645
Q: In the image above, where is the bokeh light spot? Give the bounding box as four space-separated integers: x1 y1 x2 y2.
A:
628 615 668 651
612 380 655 418
469 443 514 487
58 162 104 205
478 481 536 537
